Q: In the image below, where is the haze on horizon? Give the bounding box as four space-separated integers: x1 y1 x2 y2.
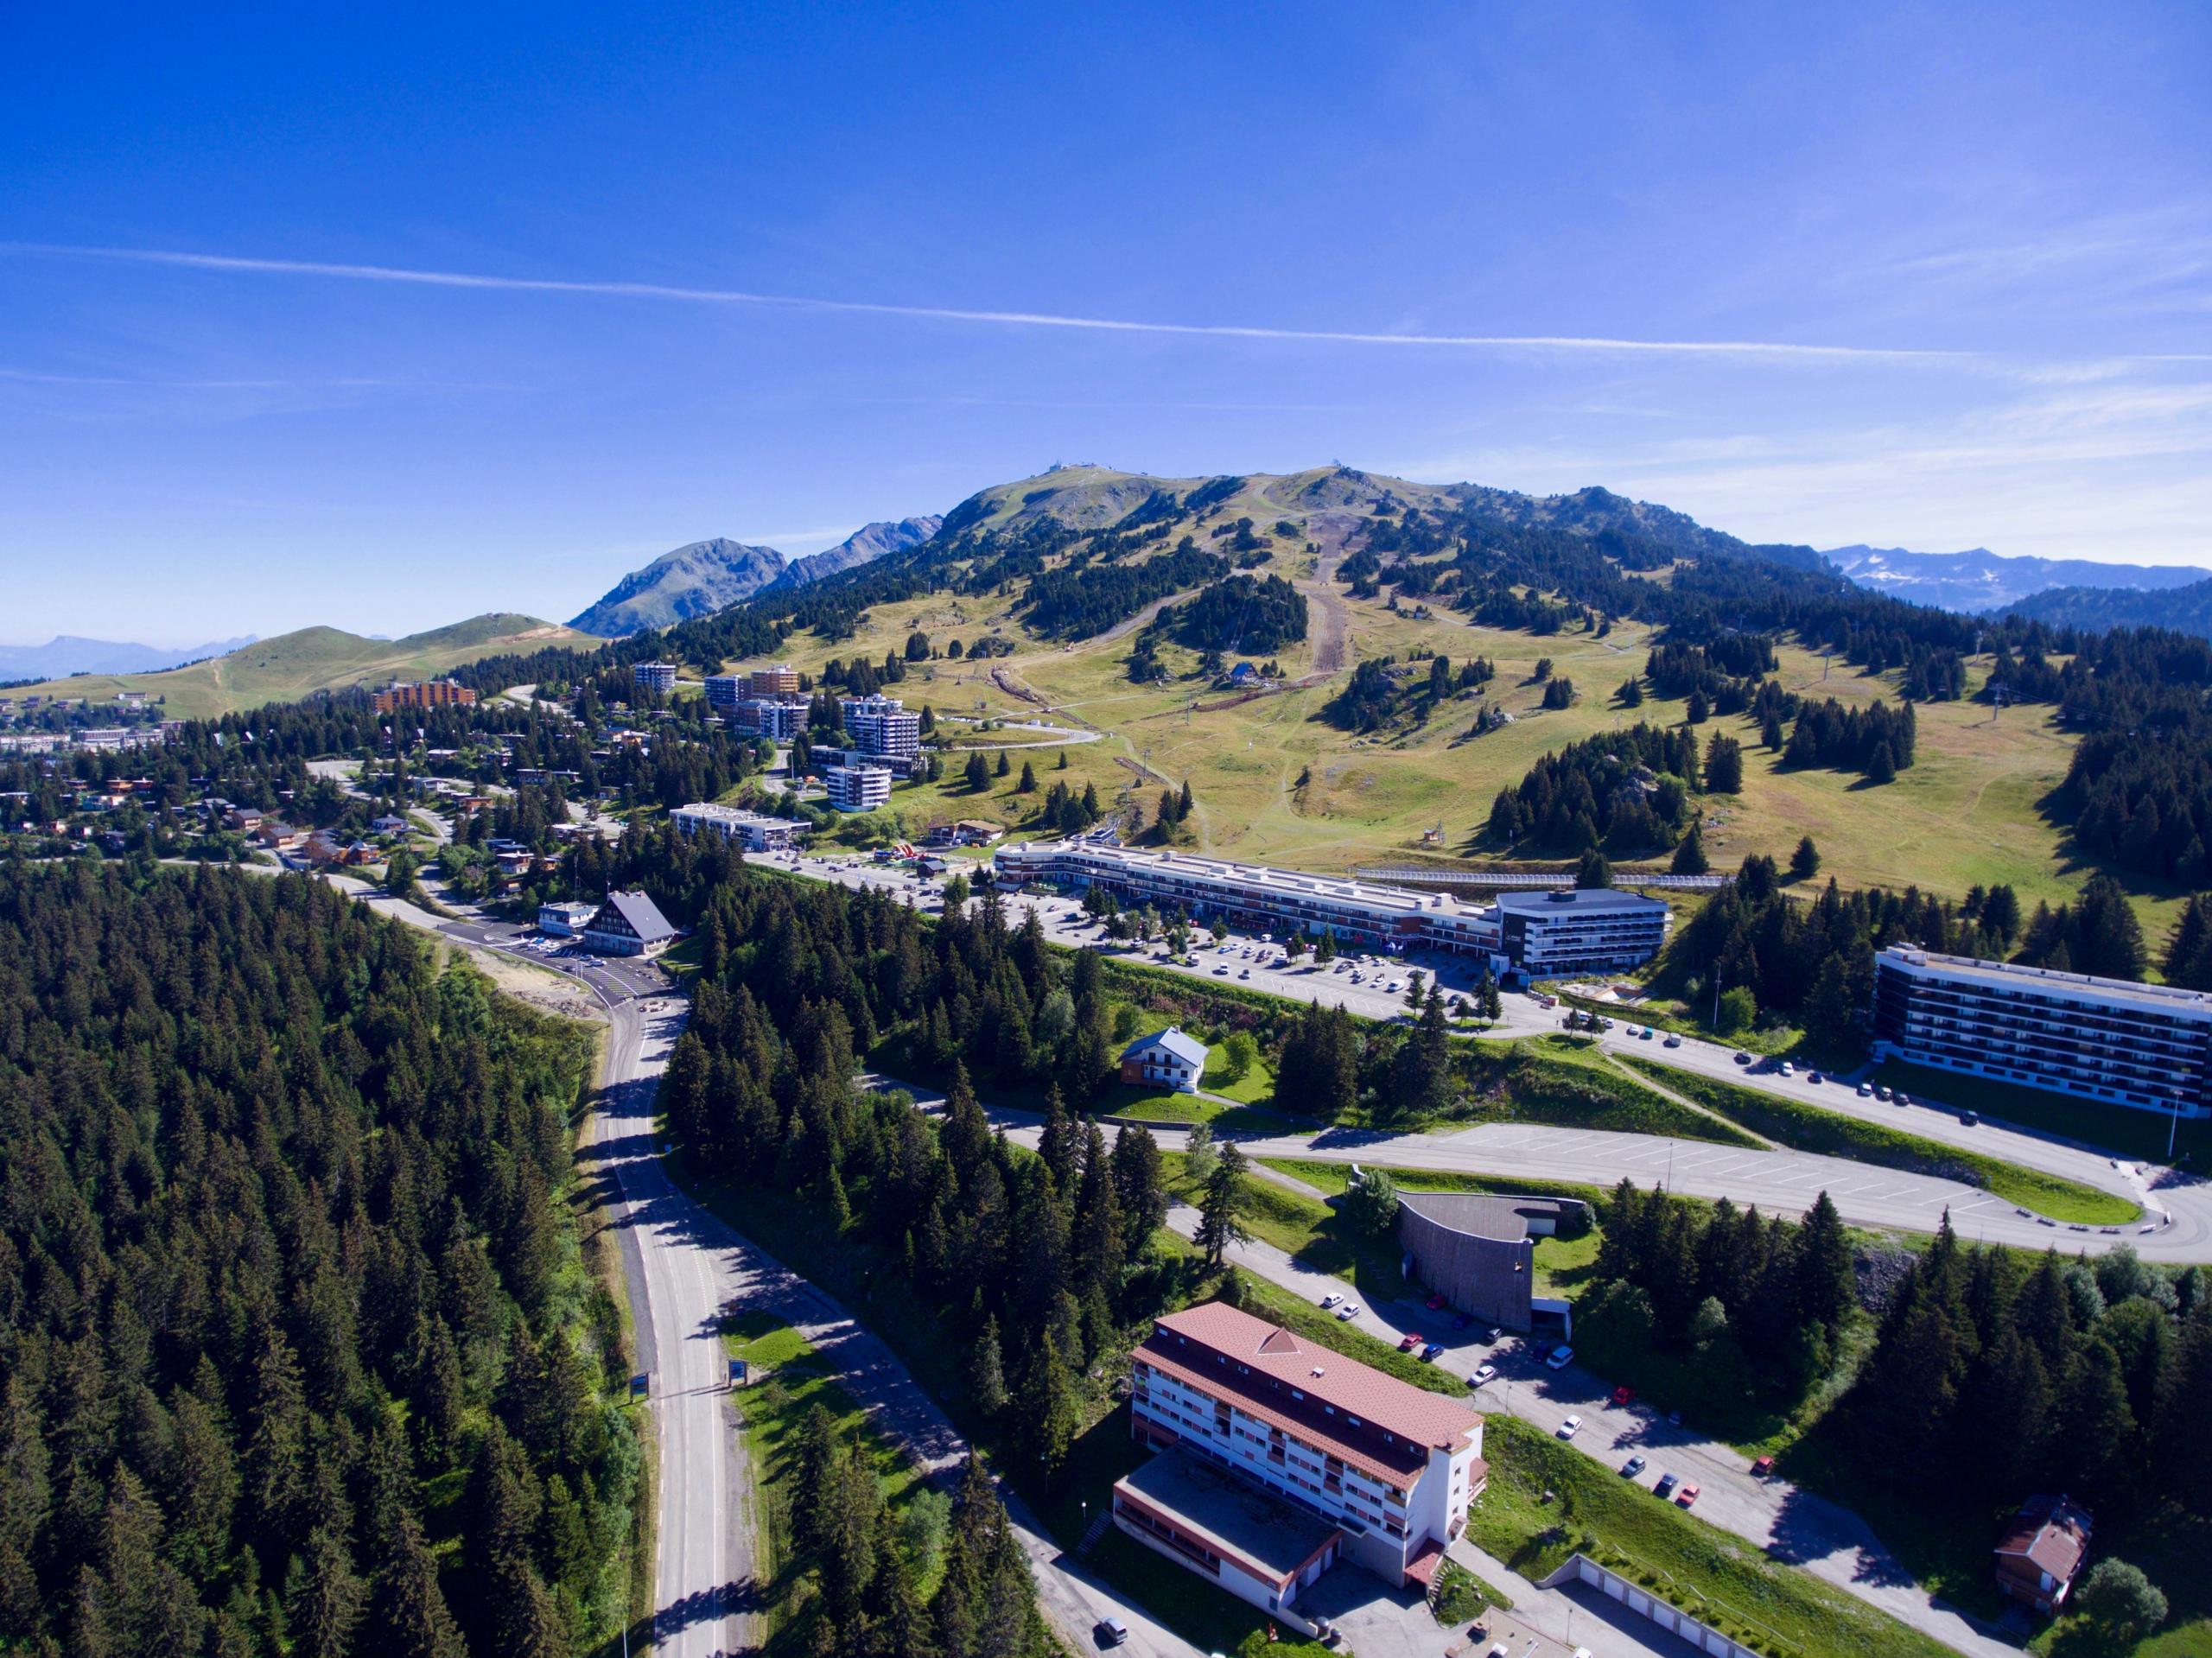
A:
1 0 2206 645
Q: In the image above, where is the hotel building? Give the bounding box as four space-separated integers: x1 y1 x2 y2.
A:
1872 945 2212 1120
1493 887 1672 976
671 802 804 851
1120 1303 1485 1611
631 662 679 696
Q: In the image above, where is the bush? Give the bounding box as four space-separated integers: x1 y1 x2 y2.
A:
2077 1560 2166 1640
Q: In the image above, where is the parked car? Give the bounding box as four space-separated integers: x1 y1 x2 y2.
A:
1622 1455 1648 1477
1546 1344 1574 1370
1337 1303 1361 1319
1807 1070 1823 1084
1653 1473 1679 1499
1960 1110 1980 1126
1640 1026 1655 1039
1483 1326 1503 1344
1875 1085 1892 1101
1558 1415 1583 1439
1422 1343 1445 1363
1733 1051 1751 1064
1752 1455 1775 1477
1319 1292 1342 1310
1471 1363 1498 1385
1426 1293 1446 1311
1096 1615 1130 1646
1858 1082 1874 1096
1778 1061 1794 1077
1399 1332 1423 1351
1611 1385 1635 1407
1675 1483 1701 1508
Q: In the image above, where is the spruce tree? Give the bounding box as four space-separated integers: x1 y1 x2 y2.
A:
1196 1143 1253 1268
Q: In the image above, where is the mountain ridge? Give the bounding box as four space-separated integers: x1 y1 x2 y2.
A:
1822 543 2209 613
572 518 945 636
0 633 257 682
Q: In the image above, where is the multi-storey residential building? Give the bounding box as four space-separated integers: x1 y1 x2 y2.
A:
631 662 678 696
994 839 1669 972
671 801 803 851
1120 1303 1485 1610
1872 945 2212 1120
839 693 922 763
372 679 478 714
1491 887 1671 976
747 663 801 696
823 764 892 813
731 696 810 740
703 674 745 713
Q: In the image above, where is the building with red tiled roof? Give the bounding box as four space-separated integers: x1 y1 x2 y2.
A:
1117 1301 1484 1604
1994 1495 2093 1615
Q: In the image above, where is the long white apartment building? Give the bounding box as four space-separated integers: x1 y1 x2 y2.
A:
994 837 1669 971
671 801 804 851
839 693 921 762
1120 1303 1485 1610
1872 944 2212 1120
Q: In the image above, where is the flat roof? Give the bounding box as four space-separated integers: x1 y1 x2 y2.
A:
672 803 791 828
1115 1451 1338 1584
1494 886 1669 915
1000 839 1491 921
1879 945 2212 1017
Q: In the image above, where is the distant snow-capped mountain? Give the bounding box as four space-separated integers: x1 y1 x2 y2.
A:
1823 544 2209 614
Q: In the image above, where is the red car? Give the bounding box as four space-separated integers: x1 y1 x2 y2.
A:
1425 1293 1446 1311
1675 1483 1700 1508
1751 1456 1775 1477
1611 1386 1636 1407
1399 1332 1423 1351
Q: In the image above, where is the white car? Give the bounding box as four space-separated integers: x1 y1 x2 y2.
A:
1386 980 1403 994
1558 1414 1584 1439
1546 1344 1574 1370
1319 1292 1343 1309
1336 1303 1361 1320
1471 1363 1498 1385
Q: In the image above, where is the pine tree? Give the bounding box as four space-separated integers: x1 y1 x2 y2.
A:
289 1526 364 1658
1670 825 1709 874
1109 1126 1168 1242
1196 1144 1253 1268
1793 1191 1854 1336
1017 759 1036 794
967 1317 1010 1417
1789 836 1821 880
367 1513 466 1658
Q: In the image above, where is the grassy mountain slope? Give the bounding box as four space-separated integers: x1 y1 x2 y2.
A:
12 613 594 719
684 462 2178 933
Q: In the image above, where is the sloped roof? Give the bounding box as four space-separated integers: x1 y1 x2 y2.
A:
1996 1495 2092 1582
1122 1026 1208 1068
593 889 676 943
1138 1302 1481 1490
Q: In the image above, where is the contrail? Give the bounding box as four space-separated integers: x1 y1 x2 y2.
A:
1 241 1969 365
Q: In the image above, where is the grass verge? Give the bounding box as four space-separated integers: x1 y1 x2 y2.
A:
1471 1416 1954 1658
1872 1058 2211 1167
720 1313 947 1652
1618 1058 2140 1225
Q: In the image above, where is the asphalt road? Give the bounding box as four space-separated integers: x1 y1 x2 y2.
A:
802 853 2212 1261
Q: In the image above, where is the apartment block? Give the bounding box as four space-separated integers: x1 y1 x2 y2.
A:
631 662 678 696
1872 945 2212 1119
372 679 478 714
1491 887 1670 976
747 663 801 696
839 693 921 762
1121 1303 1484 1610
823 764 892 813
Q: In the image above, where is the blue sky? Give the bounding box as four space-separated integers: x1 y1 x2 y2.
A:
2 1 2207 644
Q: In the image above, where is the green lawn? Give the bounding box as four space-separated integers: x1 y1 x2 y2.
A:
1102 1085 1292 1133
1471 1417 1954 1658
1200 1040 1275 1102
1872 1058 2211 1166
1618 1057 2141 1225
